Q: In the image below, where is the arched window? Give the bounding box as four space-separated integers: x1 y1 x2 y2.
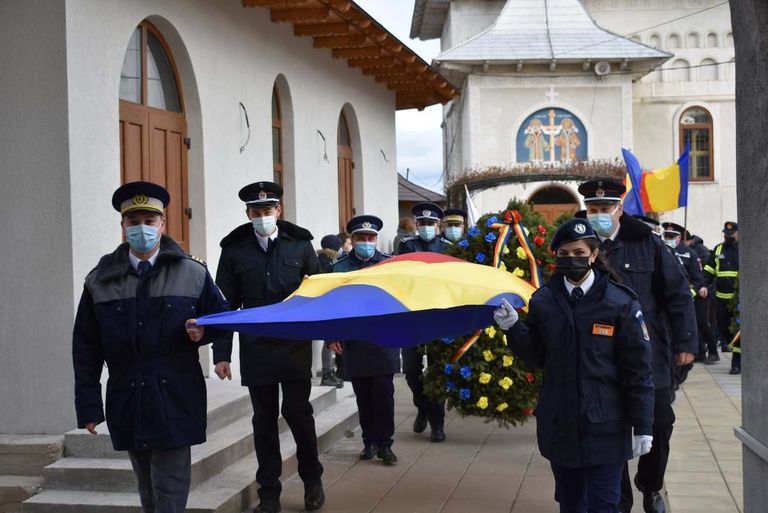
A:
648 33 661 48
528 186 579 224
668 58 690 82
667 33 681 49
337 111 354 229
706 32 718 48
699 58 718 81
725 32 734 48
272 87 283 187
679 107 713 182
120 23 181 112
687 32 700 48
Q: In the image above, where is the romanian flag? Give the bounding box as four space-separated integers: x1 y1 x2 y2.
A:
196 252 536 347
621 144 690 214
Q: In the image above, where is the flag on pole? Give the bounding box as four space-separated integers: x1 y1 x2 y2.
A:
621 148 646 217
464 184 479 227
620 144 691 213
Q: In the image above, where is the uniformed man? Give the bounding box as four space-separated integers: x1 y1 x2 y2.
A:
213 182 324 513
442 208 467 243
398 202 451 443
662 222 707 386
73 182 229 513
704 222 740 373
682 231 715 362
578 179 698 513
327 215 400 465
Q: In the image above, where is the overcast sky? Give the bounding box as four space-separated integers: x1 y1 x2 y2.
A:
354 0 445 193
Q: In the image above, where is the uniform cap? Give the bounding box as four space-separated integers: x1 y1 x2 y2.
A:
346 215 383 235
443 208 467 224
722 221 738 235
239 181 283 207
550 219 597 250
578 179 626 203
412 202 443 221
112 181 169 215
661 222 684 236
635 215 660 227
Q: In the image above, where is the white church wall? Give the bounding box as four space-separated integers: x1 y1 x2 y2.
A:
472 180 584 218
442 0 506 51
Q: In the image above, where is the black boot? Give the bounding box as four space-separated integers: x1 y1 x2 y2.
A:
377 447 398 465
252 500 281 513
412 409 428 433
304 481 325 511
359 445 377 460
320 371 343 388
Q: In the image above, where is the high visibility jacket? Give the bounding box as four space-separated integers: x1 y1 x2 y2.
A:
704 242 739 300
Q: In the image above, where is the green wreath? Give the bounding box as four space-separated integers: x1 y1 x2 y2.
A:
422 200 563 427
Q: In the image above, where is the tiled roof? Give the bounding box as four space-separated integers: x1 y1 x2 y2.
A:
435 0 670 64
398 174 445 203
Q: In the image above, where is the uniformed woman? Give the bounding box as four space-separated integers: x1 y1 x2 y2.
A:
493 219 655 513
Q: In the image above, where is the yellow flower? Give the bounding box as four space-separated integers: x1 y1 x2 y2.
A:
499 377 514 390
499 261 507 272
516 247 527 260
477 396 489 409
503 246 510 255
496 402 509 412
502 355 514 367
484 325 497 338
513 267 525 277
502 334 508 346
482 350 496 362
479 372 492 384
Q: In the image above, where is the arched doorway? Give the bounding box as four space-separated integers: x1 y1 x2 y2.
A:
337 111 355 230
119 20 189 252
528 185 579 223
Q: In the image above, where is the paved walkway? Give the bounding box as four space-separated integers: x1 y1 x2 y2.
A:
275 361 743 513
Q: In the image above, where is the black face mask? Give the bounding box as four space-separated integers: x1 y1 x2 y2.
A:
556 256 592 282
724 236 736 245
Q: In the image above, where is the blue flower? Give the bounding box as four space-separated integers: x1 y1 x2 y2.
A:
443 363 454 375
446 381 457 392
459 388 471 400
458 239 470 248
441 336 454 345
485 232 497 243
475 253 486 263
460 366 472 379
468 226 480 238
486 216 499 227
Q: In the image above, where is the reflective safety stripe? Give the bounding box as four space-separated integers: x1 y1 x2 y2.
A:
716 271 739 278
704 265 716 275
716 291 736 300
732 345 742 354
690 288 696 298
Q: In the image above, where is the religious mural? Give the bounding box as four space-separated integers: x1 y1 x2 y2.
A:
516 108 588 163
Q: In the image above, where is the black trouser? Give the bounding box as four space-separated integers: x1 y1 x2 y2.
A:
620 388 675 512
128 446 191 513
694 296 717 355
351 375 395 449
714 298 735 350
248 380 323 503
552 462 624 513
402 346 445 430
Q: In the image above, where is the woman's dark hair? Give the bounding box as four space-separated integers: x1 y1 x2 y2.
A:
583 237 623 283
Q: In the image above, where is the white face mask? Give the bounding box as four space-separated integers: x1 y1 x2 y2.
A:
252 215 277 237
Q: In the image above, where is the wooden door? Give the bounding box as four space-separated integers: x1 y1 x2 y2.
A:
337 145 354 230
532 204 578 224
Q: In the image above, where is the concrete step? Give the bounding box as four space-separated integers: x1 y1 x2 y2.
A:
0 436 63 477
0 476 44 513
42 386 339 492
23 392 360 513
63 379 252 459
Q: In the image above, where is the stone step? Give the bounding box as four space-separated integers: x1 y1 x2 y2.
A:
0 476 44 513
63 379 252 459
42 387 339 492
23 393 359 513
0 436 63 477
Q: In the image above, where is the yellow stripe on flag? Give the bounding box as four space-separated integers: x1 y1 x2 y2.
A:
644 163 681 212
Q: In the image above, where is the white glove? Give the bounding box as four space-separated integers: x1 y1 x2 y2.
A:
493 298 519 330
633 435 653 458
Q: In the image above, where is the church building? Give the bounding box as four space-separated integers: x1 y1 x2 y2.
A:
411 0 735 244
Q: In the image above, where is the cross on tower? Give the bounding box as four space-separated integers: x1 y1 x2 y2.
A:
545 86 559 103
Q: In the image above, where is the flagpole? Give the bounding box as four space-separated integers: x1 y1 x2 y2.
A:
683 206 689 241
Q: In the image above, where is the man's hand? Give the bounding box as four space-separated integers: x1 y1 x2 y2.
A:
328 341 343 354
698 287 709 298
675 352 695 366
214 361 232 380
185 319 204 343
85 422 99 435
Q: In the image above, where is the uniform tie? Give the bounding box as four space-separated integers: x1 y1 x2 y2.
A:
601 238 613 251
267 238 275 252
137 260 152 275
570 286 584 303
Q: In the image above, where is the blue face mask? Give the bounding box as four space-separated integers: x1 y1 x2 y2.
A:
125 224 160 253
418 225 436 242
587 209 617 237
354 241 376 260
445 226 463 242
664 238 679 249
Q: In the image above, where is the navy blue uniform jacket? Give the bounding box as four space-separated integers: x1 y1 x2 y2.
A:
72 237 229 451
214 220 320 386
397 234 451 255
506 271 655 468
331 250 401 378
602 215 698 388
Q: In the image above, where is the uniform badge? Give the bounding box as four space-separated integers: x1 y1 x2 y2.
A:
423 209 431 217
595 188 605 198
258 191 267 200
132 194 148 205
362 221 373 230
592 323 615 337
574 223 586 234
636 311 650 341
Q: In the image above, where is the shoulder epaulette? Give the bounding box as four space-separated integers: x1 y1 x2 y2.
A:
400 236 417 243
188 255 207 267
